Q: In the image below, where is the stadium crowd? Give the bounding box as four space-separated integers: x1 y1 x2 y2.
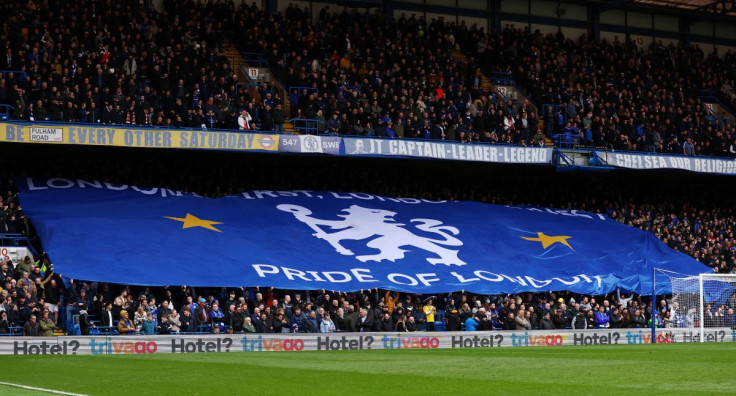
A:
2 273 735 336
1 1 735 155
0 0 249 130
0 146 734 335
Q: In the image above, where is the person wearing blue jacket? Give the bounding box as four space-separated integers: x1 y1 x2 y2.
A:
465 315 479 331
595 306 610 328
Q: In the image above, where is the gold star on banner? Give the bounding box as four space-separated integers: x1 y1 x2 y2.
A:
521 232 574 251
164 213 223 233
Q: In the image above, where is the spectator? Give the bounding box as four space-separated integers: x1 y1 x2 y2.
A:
194 298 209 328
272 310 291 333
39 310 55 336
134 306 146 333
158 315 172 335
141 311 157 335
595 306 610 328
357 308 373 332
609 308 623 329
376 312 393 332
78 306 94 335
477 309 493 331
446 309 462 331
180 309 195 333
342 308 357 333
539 311 555 330
724 309 736 328
662 311 674 328
405 316 418 332
503 312 517 330
395 314 408 332
272 104 286 133
168 310 181 334
552 309 567 329
683 138 695 156
320 312 336 333
23 314 40 336
157 300 172 323
465 314 479 331
585 309 596 329
118 311 134 335
255 312 271 333
238 110 252 131
631 309 647 328
515 309 532 330
209 302 225 333
0 311 8 334
243 317 257 333
423 299 436 331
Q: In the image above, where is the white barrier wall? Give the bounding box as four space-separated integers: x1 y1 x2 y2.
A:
3 328 734 355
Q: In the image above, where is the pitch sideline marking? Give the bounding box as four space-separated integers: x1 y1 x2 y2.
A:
0 381 89 396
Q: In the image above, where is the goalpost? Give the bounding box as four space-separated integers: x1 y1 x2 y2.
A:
656 270 736 342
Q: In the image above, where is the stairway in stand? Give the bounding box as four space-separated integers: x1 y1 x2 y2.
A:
223 41 296 133
454 50 549 145
222 41 249 89
480 75 492 95
453 49 492 96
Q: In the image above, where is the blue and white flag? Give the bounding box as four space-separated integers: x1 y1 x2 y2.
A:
18 178 709 294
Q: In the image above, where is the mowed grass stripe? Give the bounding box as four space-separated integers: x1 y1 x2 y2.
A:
0 384 72 396
0 343 734 395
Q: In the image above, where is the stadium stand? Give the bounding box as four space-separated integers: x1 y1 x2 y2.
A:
1 1 735 155
1 145 735 335
0 0 735 336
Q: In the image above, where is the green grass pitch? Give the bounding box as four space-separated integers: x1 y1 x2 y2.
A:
0 343 734 395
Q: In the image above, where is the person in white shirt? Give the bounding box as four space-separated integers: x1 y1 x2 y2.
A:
237 110 252 130
320 312 336 333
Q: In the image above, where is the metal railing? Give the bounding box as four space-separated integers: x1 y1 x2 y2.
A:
698 93 735 126
0 233 36 249
488 70 537 115
490 71 515 86
0 70 28 82
551 133 582 149
0 104 14 120
0 233 39 260
494 87 513 104
241 52 269 68
288 118 325 135
289 86 319 97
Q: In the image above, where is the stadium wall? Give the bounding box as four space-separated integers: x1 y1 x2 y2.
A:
4 328 733 355
276 0 736 51
5 121 736 175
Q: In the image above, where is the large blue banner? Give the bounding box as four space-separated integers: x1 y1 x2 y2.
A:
18 178 710 294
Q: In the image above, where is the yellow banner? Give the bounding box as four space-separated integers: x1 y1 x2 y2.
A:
0 122 280 151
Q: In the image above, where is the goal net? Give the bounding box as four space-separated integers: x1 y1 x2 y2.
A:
663 271 736 342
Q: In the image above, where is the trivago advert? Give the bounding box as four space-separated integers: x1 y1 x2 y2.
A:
3 328 734 355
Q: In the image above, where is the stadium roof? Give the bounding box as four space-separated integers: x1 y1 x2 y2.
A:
630 0 736 18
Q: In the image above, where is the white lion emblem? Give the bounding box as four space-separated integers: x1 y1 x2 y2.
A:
277 204 465 266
